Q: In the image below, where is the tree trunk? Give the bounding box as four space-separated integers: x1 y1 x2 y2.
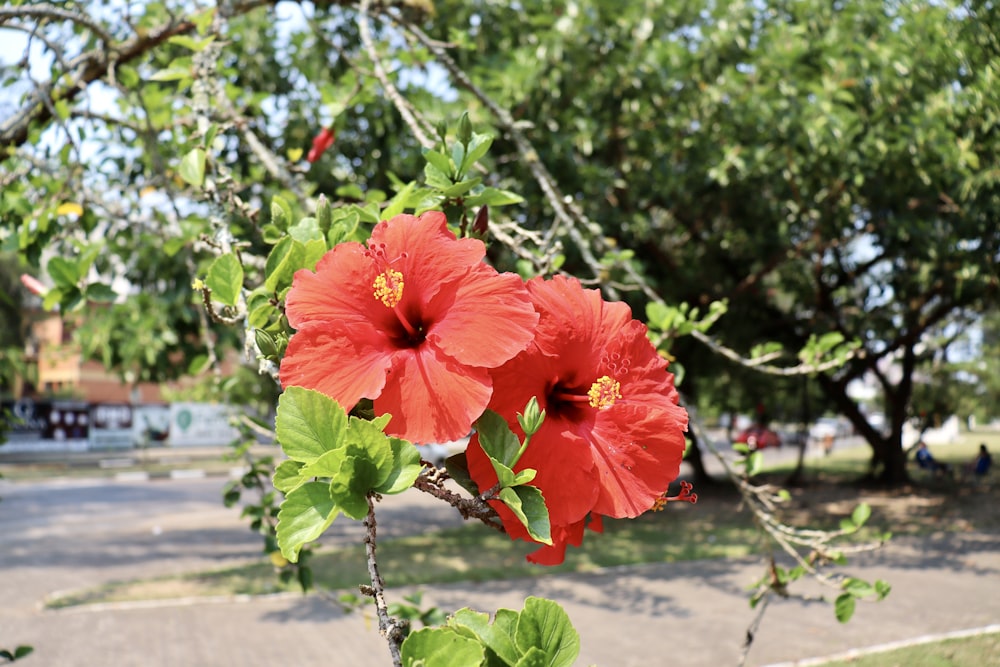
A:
684 430 719 486
869 433 910 485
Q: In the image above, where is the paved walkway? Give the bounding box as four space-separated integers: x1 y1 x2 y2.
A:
1 454 999 666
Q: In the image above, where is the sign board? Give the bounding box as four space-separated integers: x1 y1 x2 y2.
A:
167 402 240 447
133 404 171 446
89 403 134 450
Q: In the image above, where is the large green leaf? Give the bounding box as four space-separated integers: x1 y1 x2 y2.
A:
401 628 485 667
205 253 243 307
451 609 519 667
47 256 80 289
274 387 349 462
276 482 338 562
264 237 306 292
376 438 423 495
513 598 579 667
273 459 308 494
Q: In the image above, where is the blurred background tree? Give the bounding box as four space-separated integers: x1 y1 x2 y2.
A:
1 0 997 485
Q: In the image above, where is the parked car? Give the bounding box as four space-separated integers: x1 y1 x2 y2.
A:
734 425 782 451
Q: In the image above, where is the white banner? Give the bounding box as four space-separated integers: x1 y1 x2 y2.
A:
167 403 240 447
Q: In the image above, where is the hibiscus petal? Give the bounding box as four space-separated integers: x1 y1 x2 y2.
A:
373 344 492 443
516 420 599 526
284 242 379 330
587 402 687 517
373 212 486 307
526 275 632 358
427 265 538 368
279 326 390 408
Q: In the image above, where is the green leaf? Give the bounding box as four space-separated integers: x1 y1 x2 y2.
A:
441 177 483 198
746 450 763 476
476 410 522 468
289 216 324 243
423 149 455 179
445 452 480 497
645 301 671 330
149 66 191 82
842 577 875 597
302 238 328 272
464 187 524 207
276 481 339 562
275 387 349 462
839 517 858 533
179 148 207 187
206 253 244 306
167 34 216 52
376 438 423 495
450 609 520 666
851 503 872 529
874 579 891 600
401 628 485 667
187 354 210 375
382 181 416 220
264 237 306 292
460 132 494 173
328 455 379 520
512 468 537 485
499 486 552 545
273 459 308 494
513 597 580 667
834 593 856 623
489 459 517 488
85 282 117 303
514 647 548 667
47 256 80 288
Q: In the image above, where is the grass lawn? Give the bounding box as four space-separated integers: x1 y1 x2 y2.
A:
815 629 1000 667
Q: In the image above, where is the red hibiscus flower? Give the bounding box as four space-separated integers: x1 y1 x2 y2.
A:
306 127 336 163
467 275 689 564
279 212 538 444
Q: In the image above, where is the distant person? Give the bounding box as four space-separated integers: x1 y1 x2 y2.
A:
914 441 952 478
963 444 992 483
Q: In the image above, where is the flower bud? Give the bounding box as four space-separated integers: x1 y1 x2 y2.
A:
516 396 545 436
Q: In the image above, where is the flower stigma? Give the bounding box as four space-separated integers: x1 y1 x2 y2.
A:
373 268 404 308
587 375 621 409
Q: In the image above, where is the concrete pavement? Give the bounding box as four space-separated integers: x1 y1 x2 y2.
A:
1 461 999 666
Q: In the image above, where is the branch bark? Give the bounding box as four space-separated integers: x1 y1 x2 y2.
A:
0 0 274 151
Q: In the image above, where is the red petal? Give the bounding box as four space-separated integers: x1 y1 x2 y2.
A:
373 212 485 306
587 402 686 517
373 343 492 443
284 243 380 330
279 326 390 408
428 264 537 368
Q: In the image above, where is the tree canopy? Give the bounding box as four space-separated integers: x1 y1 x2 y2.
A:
2 0 998 484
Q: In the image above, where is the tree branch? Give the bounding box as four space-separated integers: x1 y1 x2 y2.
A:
0 0 275 151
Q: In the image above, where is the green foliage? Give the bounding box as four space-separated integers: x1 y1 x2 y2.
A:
475 409 552 545
399 597 580 667
0 646 33 663
273 387 423 561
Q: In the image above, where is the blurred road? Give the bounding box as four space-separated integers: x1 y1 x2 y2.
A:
2 461 999 667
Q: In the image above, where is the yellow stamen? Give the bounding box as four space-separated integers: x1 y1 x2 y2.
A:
373 269 404 308
587 375 621 409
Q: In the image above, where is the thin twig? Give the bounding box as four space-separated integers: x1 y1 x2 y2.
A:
363 494 406 667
